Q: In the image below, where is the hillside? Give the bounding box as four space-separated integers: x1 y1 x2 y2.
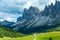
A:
0 26 25 38
0 31 60 40
0 25 60 40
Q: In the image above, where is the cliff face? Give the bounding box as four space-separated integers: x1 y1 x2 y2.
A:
12 1 60 33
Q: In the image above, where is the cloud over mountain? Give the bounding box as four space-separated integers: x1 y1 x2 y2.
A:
0 0 56 22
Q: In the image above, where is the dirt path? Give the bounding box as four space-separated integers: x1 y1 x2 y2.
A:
34 33 36 40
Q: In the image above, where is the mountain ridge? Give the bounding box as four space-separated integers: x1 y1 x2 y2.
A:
11 0 60 33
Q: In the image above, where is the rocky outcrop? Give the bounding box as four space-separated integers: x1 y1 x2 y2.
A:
12 1 60 33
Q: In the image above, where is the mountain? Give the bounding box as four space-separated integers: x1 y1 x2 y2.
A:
0 20 15 29
0 26 25 38
12 1 60 33
12 6 41 33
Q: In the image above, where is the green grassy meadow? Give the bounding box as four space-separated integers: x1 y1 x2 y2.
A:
0 31 60 40
0 25 60 40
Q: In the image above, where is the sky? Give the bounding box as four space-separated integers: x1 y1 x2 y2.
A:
0 0 58 22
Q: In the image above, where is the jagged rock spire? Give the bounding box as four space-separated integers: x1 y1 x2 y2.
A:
55 0 58 3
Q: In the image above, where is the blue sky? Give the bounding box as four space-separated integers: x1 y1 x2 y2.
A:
0 0 57 22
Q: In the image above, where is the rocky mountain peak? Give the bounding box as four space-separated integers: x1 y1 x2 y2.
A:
12 1 60 33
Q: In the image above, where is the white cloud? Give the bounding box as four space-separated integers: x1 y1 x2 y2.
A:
0 0 58 22
0 12 22 22
20 0 56 10
4 17 16 22
48 0 55 5
0 0 57 10
0 19 4 22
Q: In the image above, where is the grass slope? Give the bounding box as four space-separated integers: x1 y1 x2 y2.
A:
0 25 60 40
37 31 60 40
0 26 25 38
0 31 60 40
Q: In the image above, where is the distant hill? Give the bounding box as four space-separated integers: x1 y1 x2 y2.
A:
0 26 25 38
0 20 15 29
